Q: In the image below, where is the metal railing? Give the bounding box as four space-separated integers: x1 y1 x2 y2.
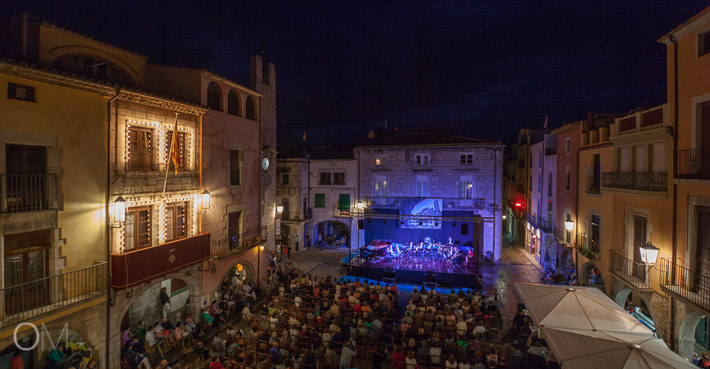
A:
1 174 59 213
659 258 710 312
1 262 107 328
609 249 650 290
678 148 710 180
576 233 601 259
210 226 267 257
601 171 667 192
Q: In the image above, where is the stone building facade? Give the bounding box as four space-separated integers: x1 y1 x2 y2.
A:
276 158 310 248
309 157 359 249
356 129 503 260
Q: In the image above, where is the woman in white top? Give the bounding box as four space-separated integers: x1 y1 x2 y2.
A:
445 353 458 369
458 359 471 369
405 350 418 369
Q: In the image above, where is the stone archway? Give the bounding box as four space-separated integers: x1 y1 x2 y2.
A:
614 288 633 308
559 250 573 273
214 260 257 297
580 262 604 291
3 325 98 368
314 220 351 247
678 311 707 360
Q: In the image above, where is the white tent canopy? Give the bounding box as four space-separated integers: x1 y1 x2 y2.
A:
514 282 653 336
541 327 697 369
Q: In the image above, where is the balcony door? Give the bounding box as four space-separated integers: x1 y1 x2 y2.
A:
5 145 46 212
228 211 242 249
631 215 647 280
701 102 710 178
3 230 50 315
696 207 710 290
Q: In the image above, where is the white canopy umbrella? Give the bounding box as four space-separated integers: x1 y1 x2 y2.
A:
541 327 697 369
514 282 653 336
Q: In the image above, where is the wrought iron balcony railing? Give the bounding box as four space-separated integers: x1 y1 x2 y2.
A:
1 174 59 213
659 258 710 312
211 227 267 257
609 249 650 290
554 226 573 247
576 233 601 259
1 261 107 328
677 148 710 180
601 171 667 192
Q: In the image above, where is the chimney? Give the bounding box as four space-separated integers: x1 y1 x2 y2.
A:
589 129 599 144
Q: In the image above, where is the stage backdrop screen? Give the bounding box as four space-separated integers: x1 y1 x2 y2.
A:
399 198 442 229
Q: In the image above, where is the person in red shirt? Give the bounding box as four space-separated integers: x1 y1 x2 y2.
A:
209 357 224 369
391 345 406 369
10 350 24 369
353 302 362 314
391 284 399 295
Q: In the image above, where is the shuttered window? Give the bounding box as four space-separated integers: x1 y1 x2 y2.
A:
652 143 665 172
619 147 630 172
634 145 646 173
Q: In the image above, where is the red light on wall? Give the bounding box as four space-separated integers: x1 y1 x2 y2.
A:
514 201 523 208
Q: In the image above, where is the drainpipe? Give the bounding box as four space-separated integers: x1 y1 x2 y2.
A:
575 128 581 281
669 34 679 352
198 114 203 234
106 88 120 369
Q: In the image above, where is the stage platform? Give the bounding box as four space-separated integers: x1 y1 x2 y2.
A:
349 256 479 288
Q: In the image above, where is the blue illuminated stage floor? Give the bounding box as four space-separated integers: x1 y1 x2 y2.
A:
349 256 479 288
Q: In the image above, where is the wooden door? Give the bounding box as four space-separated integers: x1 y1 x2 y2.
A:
631 215 647 280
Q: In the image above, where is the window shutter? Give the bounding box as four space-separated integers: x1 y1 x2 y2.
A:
635 145 646 173
652 143 665 172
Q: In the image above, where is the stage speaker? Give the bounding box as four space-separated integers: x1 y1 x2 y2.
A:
424 272 438 288
358 220 365 229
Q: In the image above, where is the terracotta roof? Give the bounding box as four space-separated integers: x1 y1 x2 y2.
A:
356 128 498 147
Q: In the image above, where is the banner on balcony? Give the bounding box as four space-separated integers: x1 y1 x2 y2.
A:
111 233 210 289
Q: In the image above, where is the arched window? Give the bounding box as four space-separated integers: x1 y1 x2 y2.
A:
245 96 257 121
52 54 134 87
227 90 241 116
207 82 223 111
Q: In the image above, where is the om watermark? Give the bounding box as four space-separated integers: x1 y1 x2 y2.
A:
13 322 69 351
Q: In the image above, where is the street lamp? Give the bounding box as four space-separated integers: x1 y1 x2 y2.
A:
564 219 575 232
276 205 284 214
639 242 660 265
114 196 126 224
201 189 211 210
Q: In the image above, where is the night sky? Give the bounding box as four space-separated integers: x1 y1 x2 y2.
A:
3 1 708 146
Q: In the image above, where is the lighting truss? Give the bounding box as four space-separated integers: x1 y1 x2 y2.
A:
334 210 493 223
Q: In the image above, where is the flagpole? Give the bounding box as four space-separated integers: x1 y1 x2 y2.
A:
162 112 180 198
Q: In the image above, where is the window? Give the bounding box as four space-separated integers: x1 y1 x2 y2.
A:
460 154 473 164
590 215 601 252
618 147 630 172
539 151 542 168
375 156 387 166
652 142 665 172
314 194 326 208
415 175 430 197
229 150 242 186
590 154 601 193
166 131 186 172
634 144 646 173
547 173 553 197
7 83 35 102
565 166 571 191
282 174 289 185
125 207 151 249
319 172 332 185
459 175 473 199
5 145 47 212
127 127 153 170
537 174 541 192
699 30 710 57
52 55 134 86
338 194 350 211
375 176 387 198
207 82 222 111
227 90 241 116
281 200 289 220
166 202 187 240
333 172 345 185
565 138 571 155
415 154 430 165
245 96 257 121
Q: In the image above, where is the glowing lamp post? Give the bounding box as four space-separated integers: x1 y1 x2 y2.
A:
564 219 575 232
201 189 211 210
114 196 126 224
639 242 660 265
